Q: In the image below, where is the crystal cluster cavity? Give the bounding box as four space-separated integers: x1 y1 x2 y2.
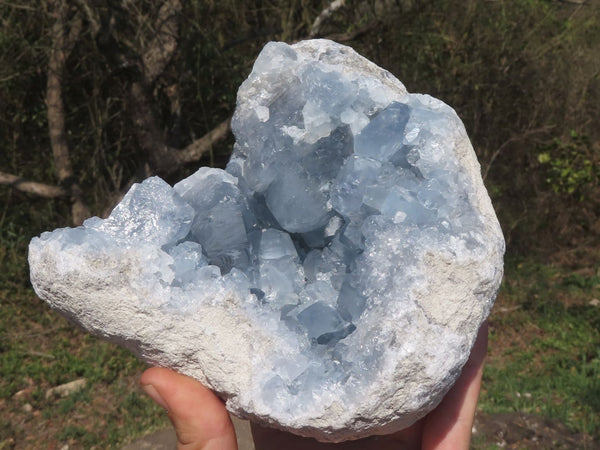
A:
29 39 505 442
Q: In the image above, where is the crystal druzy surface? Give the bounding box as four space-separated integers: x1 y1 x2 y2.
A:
29 40 505 441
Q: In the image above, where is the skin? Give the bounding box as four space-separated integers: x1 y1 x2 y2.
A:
140 320 488 450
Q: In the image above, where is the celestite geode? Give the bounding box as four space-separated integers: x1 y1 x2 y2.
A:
29 39 504 442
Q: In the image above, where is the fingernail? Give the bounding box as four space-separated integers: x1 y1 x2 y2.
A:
142 384 169 411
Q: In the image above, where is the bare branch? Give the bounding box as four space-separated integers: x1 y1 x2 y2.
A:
309 0 346 38
0 172 68 198
73 0 100 36
324 21 379 43
483 126 555 181
0 2 36 11
177 118 232 166
142 0 182 85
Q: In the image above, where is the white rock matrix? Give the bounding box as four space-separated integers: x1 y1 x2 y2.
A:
29 39 504 442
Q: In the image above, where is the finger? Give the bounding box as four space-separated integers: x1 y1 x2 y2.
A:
140 367 238 450
421 320 488 450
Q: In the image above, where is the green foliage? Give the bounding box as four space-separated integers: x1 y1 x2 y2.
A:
537 131 599 200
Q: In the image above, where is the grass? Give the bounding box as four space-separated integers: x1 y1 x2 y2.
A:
0 299 170 448
479 256 600 442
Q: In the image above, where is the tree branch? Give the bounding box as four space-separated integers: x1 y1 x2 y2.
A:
309 0 346 38
176 118 231 166
142 0 182 86
0 172 69 198
73 0 100 35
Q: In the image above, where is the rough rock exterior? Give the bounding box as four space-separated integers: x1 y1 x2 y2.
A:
29 39 504 442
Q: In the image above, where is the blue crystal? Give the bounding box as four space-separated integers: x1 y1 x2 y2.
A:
173 169 251 273
331 155 381 216
297 301 350 344
301 125 353 181
354 102 410 162
337 279 367 322
265 162 332 233
88 177 194 245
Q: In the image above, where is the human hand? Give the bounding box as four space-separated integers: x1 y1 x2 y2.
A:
140 321 488 450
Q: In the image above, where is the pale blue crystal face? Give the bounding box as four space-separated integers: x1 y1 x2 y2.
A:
174 169 251 272
39 41 495 414
354 102 410 162
85 177 194 245
296 301 354 345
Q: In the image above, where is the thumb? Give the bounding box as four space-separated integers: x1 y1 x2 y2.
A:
140 367 238 450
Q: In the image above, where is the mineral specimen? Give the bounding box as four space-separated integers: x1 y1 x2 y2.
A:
29 39 505 442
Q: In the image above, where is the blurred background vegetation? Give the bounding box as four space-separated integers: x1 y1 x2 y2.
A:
0 0 598 448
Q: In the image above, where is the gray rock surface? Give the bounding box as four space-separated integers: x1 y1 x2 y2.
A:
29 39 504 442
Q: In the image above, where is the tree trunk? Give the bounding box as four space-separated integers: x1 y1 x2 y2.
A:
46 0 89 225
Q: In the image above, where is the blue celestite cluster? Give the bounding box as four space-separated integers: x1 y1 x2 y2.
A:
30 40 504 437
223 42 485 351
